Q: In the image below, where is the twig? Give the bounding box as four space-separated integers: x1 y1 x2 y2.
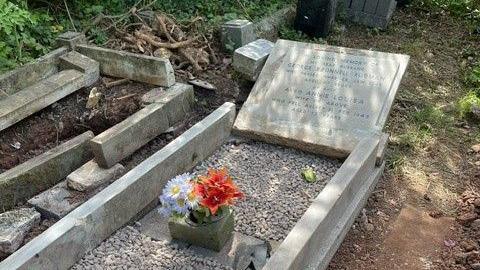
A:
155 14 176 43
105 78 130 88
63 0 77 31
135 31 198 49
114 93 137 101
0 89 8 97
179 48 202 71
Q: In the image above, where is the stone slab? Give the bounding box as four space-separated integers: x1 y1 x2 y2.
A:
66 160 125 192
90 104 168 168
0 208 40 254
233 39 274 81
0 102 235 270
376 132 389 166
75 44 175 87
221 20 256 50
0 131 94 211
234 39 409 158
56 32 87 49
264 136 382 270
27 181 85 220
59 51 100 87
0 47 68 97
141 82 195 124
0 69 86 132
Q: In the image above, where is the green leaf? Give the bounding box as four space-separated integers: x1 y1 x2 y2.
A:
301 168 317 183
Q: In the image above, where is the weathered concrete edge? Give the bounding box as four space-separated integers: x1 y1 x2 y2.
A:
264 135 380 270
0 47 68 97
376 133 389 167
0 102 236 270
253 5 296 40
0 131 94 211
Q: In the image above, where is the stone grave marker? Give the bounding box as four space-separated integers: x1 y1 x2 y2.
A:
234 39 409 157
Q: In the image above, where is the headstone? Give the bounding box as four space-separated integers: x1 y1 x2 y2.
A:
221 20 256 51
234 39 409 157
56 32 87 49
0 208 40 254
294 0 338 38
233 39 275 81
342 0 397 29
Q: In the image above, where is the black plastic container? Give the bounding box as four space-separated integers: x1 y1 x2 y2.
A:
294 0 337 38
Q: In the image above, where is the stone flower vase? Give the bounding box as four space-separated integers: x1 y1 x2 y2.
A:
168 207 234 252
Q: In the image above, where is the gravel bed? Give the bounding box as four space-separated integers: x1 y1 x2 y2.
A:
194 140 341 242
72 226 233 270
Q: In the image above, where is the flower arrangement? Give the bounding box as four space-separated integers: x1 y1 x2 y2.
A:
159 168 243 225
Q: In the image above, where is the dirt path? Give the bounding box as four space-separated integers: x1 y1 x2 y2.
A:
325 7 480 270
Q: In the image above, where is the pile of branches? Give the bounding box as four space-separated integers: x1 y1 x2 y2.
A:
87 5 218 74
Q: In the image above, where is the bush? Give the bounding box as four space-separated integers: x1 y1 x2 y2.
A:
458 90 480 118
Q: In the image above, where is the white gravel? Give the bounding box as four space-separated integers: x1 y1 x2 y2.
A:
72 226 233 270
194 140 341 241
72 140 341 269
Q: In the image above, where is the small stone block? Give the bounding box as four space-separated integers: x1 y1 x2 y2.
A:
169 208 234 252
56 31 87 49
148 83 194 124
66 160 125 192
0 208 40 254
221 20 256 50
90 103 170 168
59 51 100 87
28 181 86 220
233 39 274 81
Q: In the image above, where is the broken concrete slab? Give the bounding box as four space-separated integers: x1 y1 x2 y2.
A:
91 84 194 168
254 6 296 40
0 131 94 211
0 47 68 97
66 160 125 192
141 82 195 123
90 103 170 168
221 20 256 50
233 39 274 81
59 51 100 87
0 69 85 132
75 44 175 87
56 32 87 49
0 102 236 270
27 181 86 220
0 208 40 254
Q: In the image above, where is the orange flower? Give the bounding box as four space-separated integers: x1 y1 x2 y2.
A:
194 168 243 215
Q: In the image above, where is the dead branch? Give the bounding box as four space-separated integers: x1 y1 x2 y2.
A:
179 48 202 71
105 78 130 88
155 14 176 43
135 31 198 49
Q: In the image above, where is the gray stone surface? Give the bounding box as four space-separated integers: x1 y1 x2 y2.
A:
27 181 86 220
0 131 94 211
141 82 195 124
254 6 296 40
376 133 389 166
0 208 40 254
233 39 274 81
59 51 100 87
264 136 381 270
66 160 125 192
342 0 397 29
0 47 68 97
91 103 169 168
0 69 86 132
221 20 256 50
56 32 87 49
76 44 175 87
0 102 235 270
234 39 409 158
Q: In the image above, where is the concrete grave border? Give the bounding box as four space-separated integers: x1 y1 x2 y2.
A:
0 102 236 270
0 107 384 270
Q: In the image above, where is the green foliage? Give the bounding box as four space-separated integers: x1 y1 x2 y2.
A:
415 0 480 21
412 105 453 129
458 90 480 118
301 167 317 183
0 0 57 72
466 64 480 87
279 25 326 44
